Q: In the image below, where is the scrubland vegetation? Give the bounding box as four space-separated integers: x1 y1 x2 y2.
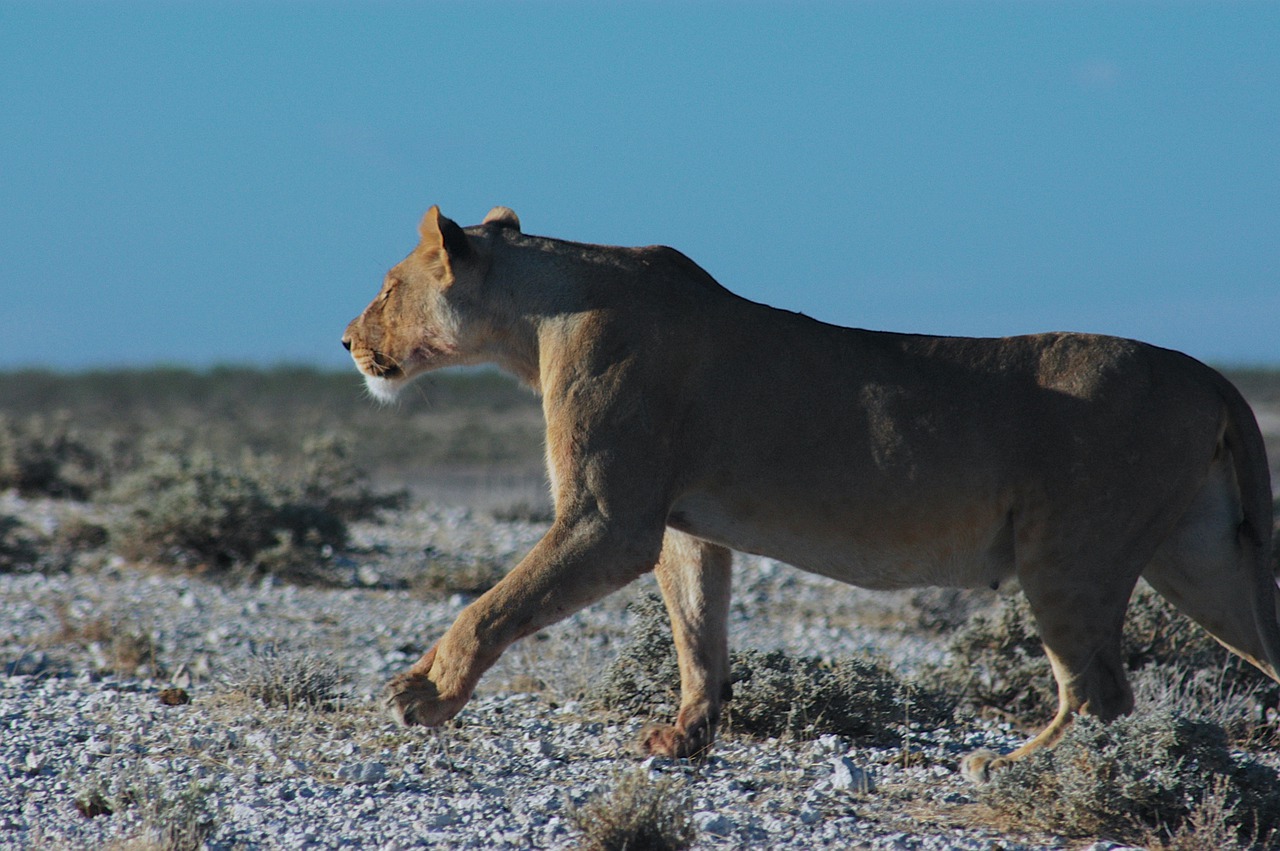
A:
0 367 543 577
3 366 1280 849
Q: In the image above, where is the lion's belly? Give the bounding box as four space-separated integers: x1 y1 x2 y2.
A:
666 491 1016 591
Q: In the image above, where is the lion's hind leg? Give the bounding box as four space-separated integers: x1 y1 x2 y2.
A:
642 530 732 759
963 552 1137 783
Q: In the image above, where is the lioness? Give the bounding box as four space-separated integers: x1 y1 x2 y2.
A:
343 206 1278 780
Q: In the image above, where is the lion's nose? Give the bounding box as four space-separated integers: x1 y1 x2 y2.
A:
341 335 352 351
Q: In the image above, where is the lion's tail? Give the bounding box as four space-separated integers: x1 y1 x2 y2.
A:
1215 371 1280 679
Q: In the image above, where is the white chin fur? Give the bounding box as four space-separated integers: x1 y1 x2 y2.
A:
364 375 404 403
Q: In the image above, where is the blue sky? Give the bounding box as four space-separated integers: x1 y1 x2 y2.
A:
2 2 1277 370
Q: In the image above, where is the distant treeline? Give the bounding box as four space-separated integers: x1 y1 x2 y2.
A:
0 365 539 419
0 366 547 476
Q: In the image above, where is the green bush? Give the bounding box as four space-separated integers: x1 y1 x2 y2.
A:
591 595 950 742
106 435 403 575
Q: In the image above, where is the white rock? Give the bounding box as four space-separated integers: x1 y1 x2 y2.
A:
338 761 388 784
693 811 733 835
829 756 874 793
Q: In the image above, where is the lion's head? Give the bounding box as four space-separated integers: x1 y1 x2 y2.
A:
342 205 520 402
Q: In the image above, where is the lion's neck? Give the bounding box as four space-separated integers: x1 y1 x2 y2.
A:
479 238 614 394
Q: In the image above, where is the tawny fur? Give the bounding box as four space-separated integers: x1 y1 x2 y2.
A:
343 206 1279 780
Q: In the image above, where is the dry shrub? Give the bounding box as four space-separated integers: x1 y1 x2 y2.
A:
107 449 279 569
1144 778 1254 851
727 649 948 741
0 413 107 499
223 649 347 710
1 511 110 575
925 592 1054 723
411 546 510 598
51 608 162 678
1133 664 1273 746
105 435 403 577
981 711 1280 844
569 769 696 851
907 587 999 633
591 595 950 742
0 513 40 571
54 514 110 551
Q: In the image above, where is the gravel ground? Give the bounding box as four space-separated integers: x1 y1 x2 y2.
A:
0 490 1233 850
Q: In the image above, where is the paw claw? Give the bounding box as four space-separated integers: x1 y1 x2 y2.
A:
383 672 463 727
640 718 714 760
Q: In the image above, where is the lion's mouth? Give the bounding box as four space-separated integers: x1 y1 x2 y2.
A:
368 351 404 380
349 347 405 381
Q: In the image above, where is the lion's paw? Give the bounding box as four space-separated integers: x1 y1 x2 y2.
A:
960 749 1007 784
383 672 466 727
640 718 714 760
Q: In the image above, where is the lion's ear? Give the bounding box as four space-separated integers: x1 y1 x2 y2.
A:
482 206 521 232
418 206 470 260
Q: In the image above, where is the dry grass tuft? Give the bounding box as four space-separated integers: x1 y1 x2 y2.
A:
569 769 696 851
222 649 347 710
75 767 216 851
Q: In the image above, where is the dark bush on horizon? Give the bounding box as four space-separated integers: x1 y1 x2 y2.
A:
0 367 547 481
0 414 108 499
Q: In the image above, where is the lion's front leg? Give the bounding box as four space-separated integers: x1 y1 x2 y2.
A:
386 515 664 728
643 530 733 759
